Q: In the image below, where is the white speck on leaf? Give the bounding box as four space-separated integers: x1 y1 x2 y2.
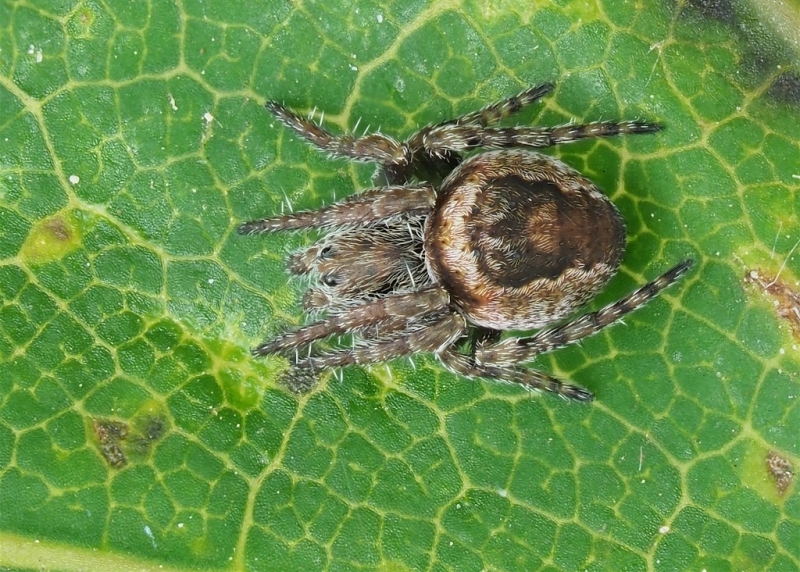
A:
168 94 178 111
69 175 80 185
376 14 383 23
144 525 157 547
659 525 670 534
203 112 214 124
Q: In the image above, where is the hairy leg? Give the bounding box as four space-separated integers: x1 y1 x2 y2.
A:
435 83 554 129
266 101 411 165
476 260 693 367
293 312 466 370
252 287 449 356
422 120 663 157
439 349 594 402
279 311 466 393
382 83 555 186
239 184 435 234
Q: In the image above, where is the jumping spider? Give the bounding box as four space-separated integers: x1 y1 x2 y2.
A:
240 82 692 401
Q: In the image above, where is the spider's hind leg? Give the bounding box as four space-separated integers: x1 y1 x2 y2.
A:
476 260 693 368
253 287 449 356
439 350 594 402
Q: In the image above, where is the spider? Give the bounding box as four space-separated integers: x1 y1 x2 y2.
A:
239 82 692 401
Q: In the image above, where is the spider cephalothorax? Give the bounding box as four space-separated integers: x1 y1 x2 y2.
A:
240 83 692 401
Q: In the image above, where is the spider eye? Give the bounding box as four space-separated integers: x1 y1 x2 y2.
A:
319 245 333 258
321 274 339 287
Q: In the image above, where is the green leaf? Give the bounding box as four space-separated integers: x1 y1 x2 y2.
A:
1 1 799 571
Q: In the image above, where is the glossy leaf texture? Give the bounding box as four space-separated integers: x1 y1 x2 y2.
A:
1 1 799 571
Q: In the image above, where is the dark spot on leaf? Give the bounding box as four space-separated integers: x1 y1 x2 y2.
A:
766 450 793 495
681 0 795 88
130 416 168 454
767 73 800 104
686 0 737 24
43 218 71 241
93 418 128 442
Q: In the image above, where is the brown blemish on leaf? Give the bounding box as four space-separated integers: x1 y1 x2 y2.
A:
768 73 800 104
744 268 800 340
20 212 82 264
99 442 127 468
43 218 71 241
130 415 168 454
766 450 794 495
93 419 129 468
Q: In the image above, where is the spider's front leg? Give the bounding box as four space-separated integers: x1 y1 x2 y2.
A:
282 311 467 394
238 183 435 234
253 286 449 356
475 260 693 369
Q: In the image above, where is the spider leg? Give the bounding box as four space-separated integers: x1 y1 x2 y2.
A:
252 287 449 356
451 83 555 127
387 83 555 187
476 260 693 367
414 83 555 143
266 101 411 165
280 312 467 393
421 120 662 157
299 313 464 369
238 184 435 234
439 349 594 402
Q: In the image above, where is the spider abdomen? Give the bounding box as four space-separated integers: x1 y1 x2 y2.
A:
424 150 626 330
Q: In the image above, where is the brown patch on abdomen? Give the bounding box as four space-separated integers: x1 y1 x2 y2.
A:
472 177 623 288
424 150 627 330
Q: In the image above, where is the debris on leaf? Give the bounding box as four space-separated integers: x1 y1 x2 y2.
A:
93 419 129 468
767 450 794 495
744 268 800 341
